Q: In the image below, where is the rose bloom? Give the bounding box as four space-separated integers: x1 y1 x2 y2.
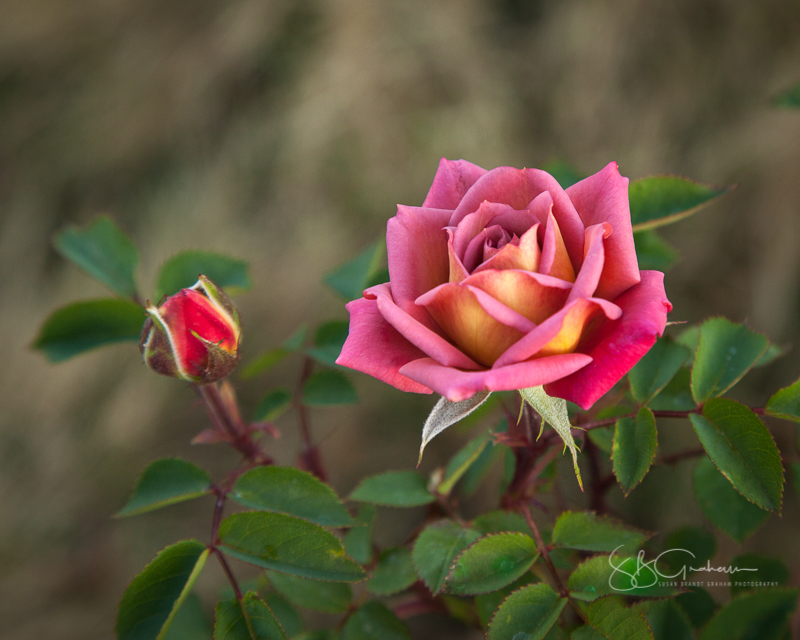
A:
336 159 672 409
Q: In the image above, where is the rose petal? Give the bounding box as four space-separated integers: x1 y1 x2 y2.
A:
472 223 541 273
464 269 571 325
423 158 488 209
452 201 537 263
539 211 576 282
465 285 536 333
566 223 611 303
566 162 640 299
366 283 481 370
544 271 672 409
446 228 469 283
336 296 432 394
400 354 593 402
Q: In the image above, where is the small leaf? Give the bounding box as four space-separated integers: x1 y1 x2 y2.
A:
697 588 799 640
162 592 212 640
648 367 695 412
475 573 538 629
472 510 530 536
240 326 309 379
765 377 800 422
690 398 784 512
306 321 349 367
324 241 387 301
755 343 785 368
675 587 717 629
461 425 508 497
343 504 376 565
446 532 538 595
486 583 566 640
773 81 800 108
367 547 417 596
729 554 789 596
252 389 292 422
693 456 770 542
33 298 144 362
628 339 691 405
266 572 351 614
419 392 491 464
214 592 288 640
342 602 410 640
302 370 358 406
568 555 679 600
230 466 354 527
262 593 303 638
349 471 435 507
572 596 654 640
690 318 769 404
155 251 250 300
634 599 692 640
117 458 212 517
661 527 717 573
552 512 650 554
54 216 139 297
633 230 679 272
412 520 482 594
116 540 210 640
612 408 658 495
629 176 731 232
217 512 366 582
519 386 583 490
438 430 492 495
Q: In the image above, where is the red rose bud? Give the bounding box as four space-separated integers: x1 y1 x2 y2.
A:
139 275 241 383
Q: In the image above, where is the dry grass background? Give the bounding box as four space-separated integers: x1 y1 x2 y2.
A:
2 0 800 637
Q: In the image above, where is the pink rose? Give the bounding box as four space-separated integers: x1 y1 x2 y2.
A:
336 159 672 409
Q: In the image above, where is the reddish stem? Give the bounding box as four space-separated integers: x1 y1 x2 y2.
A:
293 357 327 480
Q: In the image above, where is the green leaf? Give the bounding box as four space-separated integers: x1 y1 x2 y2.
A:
487 583 566 640
543 160 586 189
163 592 212 640
252 389 292 423
634 599 692 640
349 471 435 507
306 321 348 367
262 593 303 638
567 555 679 600
628 339 690 405
155 251 250 300
460 432 508 497
755 343 785 368
240 326 309 379
612 408 658 495
116 540 210 640
552 512 650 554
633 230 679 272
475 573 538 629
729 554 789 596
343 504 376 565
572 596 654 640
693 456 770 542
773 82 800 108
230 467 354 528
661 527 717 573
629 176 730 232
302 370 358 406
690 398 784 512
765 377 800 422
446 533 538 595
412 520 482 594
54 216 139 297
675 587 717 628
217 512 366 582
588 427 614 456
690 318 769 404
698 588 798 640
419 392 492 463
117 458 212 517
342 602 410 640
438 430 492 495
675 326 699 355
266 572 351 614
367 547 417 596
649 367 695 412
33 298 144 362
213 592 288 640
324 241 387 301
472 510 530 536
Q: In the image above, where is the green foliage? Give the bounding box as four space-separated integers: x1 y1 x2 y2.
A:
697 588 798 640
729 554 789 596
116 540 210 640
690 318 768 404
342 602 410 640
551 512 650 554
648 367 695 412
628 338 690 405
343 504 376 565
349 470 435 507
252 389 293 422
162 592 212 640
460 430 508 497
412 520 481 594
633 230 679 272
675 587 717 628
324 240 388 301
117 458 212 517
240 326 308 379
266 572 352 614
773 81 800 108
690 399 783 512
693 457 770 542
542 159 585 188
572 596 653 640
262 593 303 638
213 592 288 640
486 583 566 640
629 176 730 232
472 510 530 536
217 512 366 582
568 555 679 600
661 526 717 572
635 599 692 640
155 251 250 300
446 532 538 595
438 429 493 495
475 573 538 629
367 547 417 596
307 321 349 367
33 298 144 361
54 216 139 298
612 408 658 495
765 377 800 422
302 370 358 405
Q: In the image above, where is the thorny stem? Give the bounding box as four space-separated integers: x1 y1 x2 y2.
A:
294 356 327 481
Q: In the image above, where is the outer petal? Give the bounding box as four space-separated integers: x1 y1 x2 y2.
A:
400 354 593 402
566 162 640 300
539 210 576 282
422 158 487 209
386 205 451 327
544 271 672 409
336 297 432 394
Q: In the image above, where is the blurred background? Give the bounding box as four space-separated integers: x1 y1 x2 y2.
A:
2 0 800 637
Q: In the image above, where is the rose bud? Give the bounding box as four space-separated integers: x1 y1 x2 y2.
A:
139 275 241 383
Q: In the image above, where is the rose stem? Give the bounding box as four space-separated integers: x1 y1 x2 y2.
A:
209 489 243 601
293 356 327 481
584 438 608 514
